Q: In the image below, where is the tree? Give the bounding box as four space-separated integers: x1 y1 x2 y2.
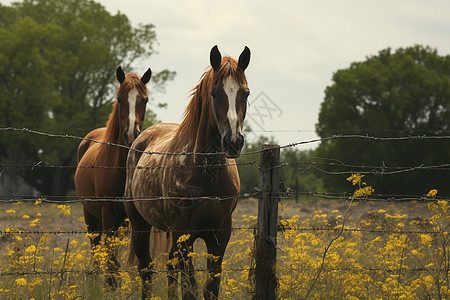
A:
0 0 175 196
315 45 450 196
237 134 324 197
237 135 274 195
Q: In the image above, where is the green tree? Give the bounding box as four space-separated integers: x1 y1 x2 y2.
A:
0 0 175 196
280 147 325 196
237 134 324 197
237 135 274 195
316 45 450 195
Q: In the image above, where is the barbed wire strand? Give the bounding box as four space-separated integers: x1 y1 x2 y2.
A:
2 127 450 157
0 224 443 236
0 265 440 278
0 190 447 204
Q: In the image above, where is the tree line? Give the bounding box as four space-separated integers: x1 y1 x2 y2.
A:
0 0 174 197
0 0 449 197
237 45 450 197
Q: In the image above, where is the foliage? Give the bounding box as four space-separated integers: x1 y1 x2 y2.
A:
315 45 450 195
0 0 175 196
236 135 274 194
280 147 325 195
237 135 324 195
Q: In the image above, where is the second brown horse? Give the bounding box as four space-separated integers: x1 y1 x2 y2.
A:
74 66 151 287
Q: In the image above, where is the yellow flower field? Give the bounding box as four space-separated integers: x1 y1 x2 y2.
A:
0 191 448 299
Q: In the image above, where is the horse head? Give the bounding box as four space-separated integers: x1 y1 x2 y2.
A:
209 45 251 158
115 66 152 145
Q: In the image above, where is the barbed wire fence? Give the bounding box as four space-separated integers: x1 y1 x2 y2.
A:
1 127 450 298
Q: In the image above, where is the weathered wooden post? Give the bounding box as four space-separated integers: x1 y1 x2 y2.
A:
254 144 280 300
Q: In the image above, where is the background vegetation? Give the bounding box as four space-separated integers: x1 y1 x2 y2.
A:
1 1 449 199
0 0 175 197
315 45 450 196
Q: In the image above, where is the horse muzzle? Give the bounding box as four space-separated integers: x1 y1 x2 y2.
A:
123 128 141 145
222 133 244 158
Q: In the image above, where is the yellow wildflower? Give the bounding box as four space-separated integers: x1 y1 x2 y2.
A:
15 278 27 286
25 245 36 253
29 218 40 227
353 186 375 198
6 209 15 214
347 173 364 186
177 234 191 244
426 189 438 198
57 204 71 215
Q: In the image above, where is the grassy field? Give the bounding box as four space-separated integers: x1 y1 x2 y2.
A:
0 191 448 299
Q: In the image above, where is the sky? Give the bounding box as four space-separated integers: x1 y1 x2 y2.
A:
6 0 450 149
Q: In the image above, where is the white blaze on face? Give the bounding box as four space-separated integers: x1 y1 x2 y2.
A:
223 76 240 142
127 88 138 140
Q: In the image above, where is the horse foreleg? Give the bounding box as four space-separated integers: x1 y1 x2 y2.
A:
103 204 128 289
83 206 102 267
127 210 153 299
203 229 231 300
134 227 153 300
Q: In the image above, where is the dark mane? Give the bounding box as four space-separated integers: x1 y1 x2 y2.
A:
177 57 248 141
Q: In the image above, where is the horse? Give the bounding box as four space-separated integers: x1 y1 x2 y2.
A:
124 45 250 300
74 66 152 287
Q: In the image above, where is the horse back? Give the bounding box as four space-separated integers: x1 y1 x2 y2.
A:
125 123 179 197
75 127 127 199
77 127 106 163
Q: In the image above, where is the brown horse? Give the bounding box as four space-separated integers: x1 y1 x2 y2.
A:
124 45 250 299
74 66 152 287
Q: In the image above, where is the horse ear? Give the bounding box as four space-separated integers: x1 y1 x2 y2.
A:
238 46 251 71
116 66 125 84
210 45 222 71
141 68 152 84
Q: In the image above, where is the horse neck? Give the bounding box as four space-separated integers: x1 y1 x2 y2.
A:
176 83 221 155
104 102 128 162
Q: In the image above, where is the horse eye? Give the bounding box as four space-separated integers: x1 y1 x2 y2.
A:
143 97 149 104
243 89 250 98
116 98 121 103
210 90 216 98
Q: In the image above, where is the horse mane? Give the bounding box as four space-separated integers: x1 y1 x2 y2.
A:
104 73 148 143
176 57 248 143
104 101 121 143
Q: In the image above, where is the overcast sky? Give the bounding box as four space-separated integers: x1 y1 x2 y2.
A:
8 0 450 149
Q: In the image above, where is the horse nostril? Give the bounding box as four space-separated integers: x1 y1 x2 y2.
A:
222 134 244 157
238 133 245 149
134 128 140 139
123 130 129 144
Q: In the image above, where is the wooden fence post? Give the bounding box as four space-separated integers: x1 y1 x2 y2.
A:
254 144 280 300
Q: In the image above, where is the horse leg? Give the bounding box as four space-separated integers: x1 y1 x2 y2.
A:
102 204 123 289
203 228 231 300
126 203 153 299
83 206 102 268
